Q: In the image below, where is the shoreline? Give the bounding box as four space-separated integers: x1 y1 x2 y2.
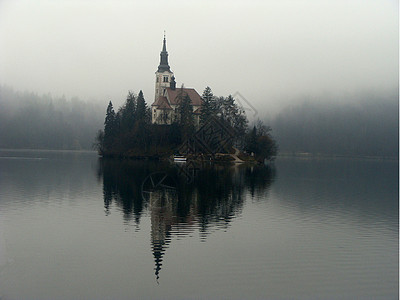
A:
0 148 397 161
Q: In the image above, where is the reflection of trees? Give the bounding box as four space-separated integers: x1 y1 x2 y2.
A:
244 166 276 198
97 159 275 281
97 159 165 223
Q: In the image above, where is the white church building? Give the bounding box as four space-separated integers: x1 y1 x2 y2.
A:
151 36 203 125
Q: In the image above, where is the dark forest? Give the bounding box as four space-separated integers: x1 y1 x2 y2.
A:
0 85 397 158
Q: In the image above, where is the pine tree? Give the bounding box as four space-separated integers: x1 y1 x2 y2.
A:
214 96 224 119
104 101 116 150
222 95 239 127
179 93 195 141
220 95 248 147
93 129 104 153
244 122 278 161
232 104 248 147
245 126 258 154
200 86 216 126
136 90 149 123
134 90 151 151
120 91 136 133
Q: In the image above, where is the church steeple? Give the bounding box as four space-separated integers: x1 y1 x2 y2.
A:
162 32 167 52
154 33 174 115
157 34 171 73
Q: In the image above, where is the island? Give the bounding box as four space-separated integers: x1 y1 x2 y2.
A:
94 36 277 163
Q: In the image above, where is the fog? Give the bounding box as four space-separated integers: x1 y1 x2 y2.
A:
268 91 398 157
0 85 397 157
0 85 104 150
0 1 398 155
0 0 398 112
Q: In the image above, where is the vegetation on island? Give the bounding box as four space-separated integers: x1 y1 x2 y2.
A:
95 86 278 162
3 84 395 158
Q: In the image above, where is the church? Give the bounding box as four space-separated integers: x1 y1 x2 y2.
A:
151 36 203 125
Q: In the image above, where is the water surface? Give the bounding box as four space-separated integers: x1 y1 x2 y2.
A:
0 150 397 299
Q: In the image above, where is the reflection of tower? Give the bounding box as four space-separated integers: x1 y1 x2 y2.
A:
101 160 275 281
150 190 175 282
152 239 165 282
142 172 177 282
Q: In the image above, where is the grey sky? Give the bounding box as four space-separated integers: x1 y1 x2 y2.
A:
0 0 398 114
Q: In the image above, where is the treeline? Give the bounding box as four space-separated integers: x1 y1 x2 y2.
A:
0 85 104 150
271 94 398 157
195 87 277 161
96 90 160 156
96 86 277 161
5 85 393 158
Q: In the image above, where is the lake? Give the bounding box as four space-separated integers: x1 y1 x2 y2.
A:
0 150 398 299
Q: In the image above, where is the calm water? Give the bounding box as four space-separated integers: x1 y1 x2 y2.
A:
0 150 398 300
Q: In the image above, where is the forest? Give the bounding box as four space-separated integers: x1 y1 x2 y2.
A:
0 85 104 150
0 85 397 158
95 86 277 162
270 93 398 157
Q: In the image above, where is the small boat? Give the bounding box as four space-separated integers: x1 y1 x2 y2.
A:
173 155 187 162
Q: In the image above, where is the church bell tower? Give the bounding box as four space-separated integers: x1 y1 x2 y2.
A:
155 34 174 101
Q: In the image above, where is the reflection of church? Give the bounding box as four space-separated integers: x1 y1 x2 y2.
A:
148 186 196 281
99 159 275 282
149 188 176 281
151 35 203 125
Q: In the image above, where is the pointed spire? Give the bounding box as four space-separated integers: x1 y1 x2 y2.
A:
162 36 167 52
157 32 171 72
163 30 166 51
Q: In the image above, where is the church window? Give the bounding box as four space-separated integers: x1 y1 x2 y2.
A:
163 76 169 82
156 77 159 82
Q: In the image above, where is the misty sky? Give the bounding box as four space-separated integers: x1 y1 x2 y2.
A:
0 0 398 114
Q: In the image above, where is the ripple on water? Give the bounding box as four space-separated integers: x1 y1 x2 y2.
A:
0 153 398 299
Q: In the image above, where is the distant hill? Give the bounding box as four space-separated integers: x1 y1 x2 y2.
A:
0 86 105 150
270 93 398 158
1 85 398 158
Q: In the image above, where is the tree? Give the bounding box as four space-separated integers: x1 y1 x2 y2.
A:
245 126 258 154
257 135 278 162
169 122 181 145
215 96 224 118
133 90 151 151
255 119 271 137
222 95 238 126
93 129 104 153
104 101 116 150
120 91 136 133
179 93 195 141
232 106 248 148
219 95 248 148
135 90 149 124
245 121 278 162
200 86 216 126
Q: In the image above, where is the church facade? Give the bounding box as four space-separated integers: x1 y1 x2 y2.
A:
151 37 203 125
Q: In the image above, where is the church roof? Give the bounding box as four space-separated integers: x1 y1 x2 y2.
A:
166 88 203 106
152 88 203 108
154 96 173 110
